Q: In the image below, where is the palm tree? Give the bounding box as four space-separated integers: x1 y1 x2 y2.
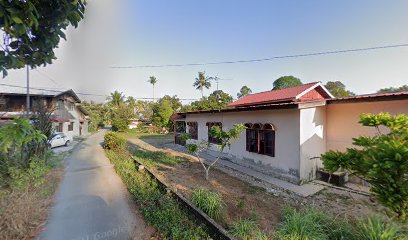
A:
108 90 125 107
148 76 158 102
193 72 212 98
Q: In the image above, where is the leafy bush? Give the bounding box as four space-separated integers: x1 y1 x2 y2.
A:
322 113 408 220
104 132 126 150
230 218 267 240
356 215 407 240
8 158 50 190
105 148 210 239
191 188 224 220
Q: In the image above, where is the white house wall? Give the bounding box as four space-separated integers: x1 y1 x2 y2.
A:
183 109 301 183
326 100 408 152
299 106 326 183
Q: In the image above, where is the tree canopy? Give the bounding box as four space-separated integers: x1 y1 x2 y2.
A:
237 85 252 98
377 85 408 94
0 0 86 77
272 76 303 90
190 90 233 111
324 81 355 98
152 99 174 127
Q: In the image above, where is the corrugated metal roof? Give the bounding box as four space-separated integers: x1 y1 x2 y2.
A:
228 82 322 107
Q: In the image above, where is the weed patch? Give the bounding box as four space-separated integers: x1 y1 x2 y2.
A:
105 148 210 239
192 188 224 220
230 218 268 240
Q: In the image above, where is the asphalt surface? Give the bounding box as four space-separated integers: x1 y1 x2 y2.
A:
41 130 147 240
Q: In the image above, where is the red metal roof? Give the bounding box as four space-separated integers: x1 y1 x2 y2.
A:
228 82 331 107
328 90 408 102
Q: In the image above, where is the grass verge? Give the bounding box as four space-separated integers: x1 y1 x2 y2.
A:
132 149 184 168
105 147 210 239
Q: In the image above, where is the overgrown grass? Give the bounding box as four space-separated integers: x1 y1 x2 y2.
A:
275 207 408 240
105 148 210 239
0 151 64 239
192 188 224 220
356 215 407 240
230 218 268 240
132 149 184 168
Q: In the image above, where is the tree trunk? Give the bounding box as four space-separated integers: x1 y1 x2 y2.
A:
205 168 209 181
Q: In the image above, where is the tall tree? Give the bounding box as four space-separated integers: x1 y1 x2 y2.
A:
159 95 182 112
377 85 408 93
191 90 233 111
193 72 212 98
152 99 174 127
108 91 125 107
0 0 86 77
272 76 303 90
237 85 252 98
148 76 158 102
324 81 355 97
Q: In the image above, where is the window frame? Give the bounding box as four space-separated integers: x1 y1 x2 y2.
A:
68 122 74 132
187 122 198 140
245 123 275 157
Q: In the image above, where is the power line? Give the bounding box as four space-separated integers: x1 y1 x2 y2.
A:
110 43 408 69
0 83 198 100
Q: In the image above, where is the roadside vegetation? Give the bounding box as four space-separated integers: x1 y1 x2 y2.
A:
104 133 211 239
0 116 67 239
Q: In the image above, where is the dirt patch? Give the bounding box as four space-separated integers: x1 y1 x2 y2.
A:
0 168 63 240
126 135 387 235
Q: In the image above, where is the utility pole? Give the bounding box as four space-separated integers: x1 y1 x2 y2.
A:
26 65 30 116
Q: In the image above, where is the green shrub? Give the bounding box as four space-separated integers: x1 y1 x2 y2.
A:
356 215 407 240
104 132 126 150
105 149 210 239
230 218 267 240
191 188 224 220
322 113 408 220
8 159 50 190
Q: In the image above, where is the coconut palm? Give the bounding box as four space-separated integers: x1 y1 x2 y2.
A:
148 76 158 102
193 72 212 98
108 90 125 107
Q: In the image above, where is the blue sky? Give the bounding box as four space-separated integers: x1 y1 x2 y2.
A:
2 0 408 102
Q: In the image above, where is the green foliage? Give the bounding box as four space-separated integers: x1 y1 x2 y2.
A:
103 132 126 150
0 118 45 154
272 76 303 90
324 81 355 97
322 113 408 220
0 0 86 77
80 101 109 132
8 158 50 190
111 103 134 132
193 71 212 97
105 148 210 239
190 90 234 111
377 85 408 94
209 124 246 150
159 95 182 112
148 76 158 86
191 188 224 220
356 216 407 240
230 218 267 240
184 124 246 180
237 85 252 99
108 91 125 107
152 99 174 127
132 149 183 168
275 207 356 240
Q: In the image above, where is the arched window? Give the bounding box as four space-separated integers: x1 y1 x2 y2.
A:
187 122 198 140
206 122 222 144
245 123 276 157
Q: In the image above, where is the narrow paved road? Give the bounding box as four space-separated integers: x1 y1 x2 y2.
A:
41 130 149 240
